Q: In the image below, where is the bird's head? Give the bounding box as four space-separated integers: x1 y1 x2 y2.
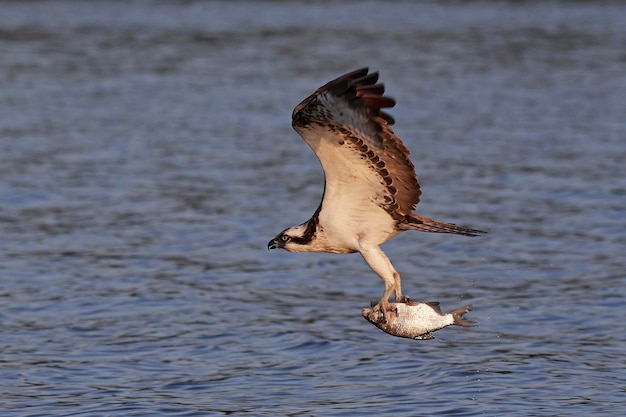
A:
267 225 311 252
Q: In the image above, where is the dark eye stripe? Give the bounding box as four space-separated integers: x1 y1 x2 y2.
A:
289 235 314 245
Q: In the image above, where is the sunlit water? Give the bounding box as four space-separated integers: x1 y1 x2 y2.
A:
1 1 625 416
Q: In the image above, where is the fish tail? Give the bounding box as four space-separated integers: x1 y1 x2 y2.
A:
451 304 474 327
401 215 486 237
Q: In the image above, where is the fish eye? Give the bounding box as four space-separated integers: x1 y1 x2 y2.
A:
281 235 290 242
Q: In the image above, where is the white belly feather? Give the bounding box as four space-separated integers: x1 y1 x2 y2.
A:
300 125 402 253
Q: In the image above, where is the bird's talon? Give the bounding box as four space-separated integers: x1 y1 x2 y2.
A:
370 302 389 324
396 295 410 304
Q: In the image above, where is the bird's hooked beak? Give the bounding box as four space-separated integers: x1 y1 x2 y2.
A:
267 238 278 251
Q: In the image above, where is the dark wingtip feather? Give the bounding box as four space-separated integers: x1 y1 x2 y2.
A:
378 111 395 125
356 84 385 96
352 72 379 86
361 95 396 109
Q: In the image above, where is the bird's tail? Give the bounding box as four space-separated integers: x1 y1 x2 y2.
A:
399 215 486 237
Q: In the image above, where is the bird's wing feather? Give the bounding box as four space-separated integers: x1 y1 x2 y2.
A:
292 68 421 221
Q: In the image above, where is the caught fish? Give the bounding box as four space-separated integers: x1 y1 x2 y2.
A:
362 300 474 340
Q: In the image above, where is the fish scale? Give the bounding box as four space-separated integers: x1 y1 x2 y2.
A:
362 301 474 340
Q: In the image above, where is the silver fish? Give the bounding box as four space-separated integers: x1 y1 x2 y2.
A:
362 300 474 340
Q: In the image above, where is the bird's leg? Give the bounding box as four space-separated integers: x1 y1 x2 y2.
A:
359 243 403 323
375 276 396 322
393 273 410 303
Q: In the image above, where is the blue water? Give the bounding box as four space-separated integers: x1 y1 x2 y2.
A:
1 1 625 416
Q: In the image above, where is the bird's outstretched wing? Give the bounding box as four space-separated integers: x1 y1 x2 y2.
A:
292 68 421 221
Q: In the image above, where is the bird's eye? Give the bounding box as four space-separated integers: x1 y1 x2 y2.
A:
281 235 290 242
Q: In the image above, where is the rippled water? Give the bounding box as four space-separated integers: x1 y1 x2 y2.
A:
1 1 625 415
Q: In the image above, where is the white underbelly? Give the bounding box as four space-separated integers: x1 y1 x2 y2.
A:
319 203 398 252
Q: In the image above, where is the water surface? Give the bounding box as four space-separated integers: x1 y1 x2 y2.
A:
1 1 625 416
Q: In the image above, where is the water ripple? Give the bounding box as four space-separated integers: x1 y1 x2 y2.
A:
1 1 625 416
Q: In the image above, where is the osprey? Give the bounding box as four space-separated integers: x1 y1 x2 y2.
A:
268 68 484 321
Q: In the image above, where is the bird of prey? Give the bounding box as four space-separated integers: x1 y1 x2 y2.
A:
268 68 484 321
